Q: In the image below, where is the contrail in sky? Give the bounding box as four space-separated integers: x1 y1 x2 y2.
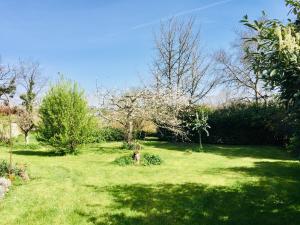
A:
131 0 234 30
91 0 234 41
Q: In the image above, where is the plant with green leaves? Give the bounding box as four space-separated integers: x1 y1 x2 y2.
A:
191 110 210 150
17 61 45 144
241 0 300 153
0 63 17 175
38 77 93 154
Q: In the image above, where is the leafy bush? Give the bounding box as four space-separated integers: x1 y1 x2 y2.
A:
90 127 124 143
89 127 149 144
102 127 124 141
0 160 9 177
114 154 134 166
114 153 162 166
142 153 163 166
201 102 291 145
38 78 93 154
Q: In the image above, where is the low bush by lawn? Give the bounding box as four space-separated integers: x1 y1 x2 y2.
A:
114 152 163 166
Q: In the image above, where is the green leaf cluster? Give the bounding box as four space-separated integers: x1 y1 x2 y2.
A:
38 77 93 154
241 0 300 153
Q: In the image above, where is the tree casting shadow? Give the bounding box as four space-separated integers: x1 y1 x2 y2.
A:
12 150 64 157
77 161 300 225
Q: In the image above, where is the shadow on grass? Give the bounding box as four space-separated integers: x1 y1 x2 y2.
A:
228 161 300 182
143 141 292 160
12 150 64 157
78 161 300 225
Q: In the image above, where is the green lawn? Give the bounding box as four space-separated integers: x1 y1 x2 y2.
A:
0 139 300 225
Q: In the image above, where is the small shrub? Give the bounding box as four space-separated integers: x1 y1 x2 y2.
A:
142 153 163 166
114 155 134 166
114 152 162 166
0 160 28 179
0 160 9 177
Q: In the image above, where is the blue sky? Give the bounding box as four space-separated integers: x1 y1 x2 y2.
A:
0 0 289 93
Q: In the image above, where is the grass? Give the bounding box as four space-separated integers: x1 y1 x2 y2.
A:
0 137 300 225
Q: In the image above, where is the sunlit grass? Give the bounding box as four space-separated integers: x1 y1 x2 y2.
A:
0 137 299 225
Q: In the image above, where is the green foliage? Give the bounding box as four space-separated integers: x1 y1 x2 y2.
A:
0 160 9 177
205 103 291 145
38 77 93 154
142 153 163 166
114 152 162 166
0 160 27 178
241 0 300 153
89 127 148 144
289 135 300 155
161 103 291 146
90 127 124 143
114 154 134 166
159 103 290 145
190 111 210 135
20 80 36 113
134 130 147 140
189 110 210 149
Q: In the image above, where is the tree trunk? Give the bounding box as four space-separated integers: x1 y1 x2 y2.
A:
7 100 13 178
199 130 202 150
25 132 29 145
126 121 133 144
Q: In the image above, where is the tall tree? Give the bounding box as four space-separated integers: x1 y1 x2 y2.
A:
150 18 218 139
152 18 218 104
17 60 45 113
16 60 45 144
241 0 300 153
98 88 147 144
